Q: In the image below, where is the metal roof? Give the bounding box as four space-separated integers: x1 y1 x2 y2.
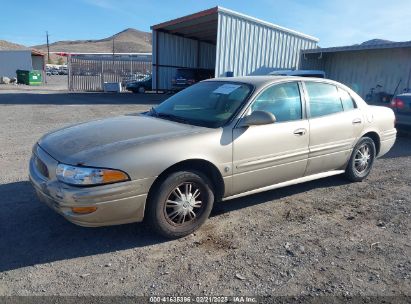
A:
151 7 219 43
0 49 45 56
303 40 411 54
31 49 45 56
218 7 319 42
151 6 319 44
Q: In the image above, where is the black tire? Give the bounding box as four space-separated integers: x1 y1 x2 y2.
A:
146 171 215 239
138 86 146 93
345 137 376 182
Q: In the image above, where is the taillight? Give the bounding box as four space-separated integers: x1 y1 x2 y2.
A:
396 98 405 109
391 98 405 109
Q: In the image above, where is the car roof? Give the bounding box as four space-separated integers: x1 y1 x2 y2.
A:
269 69 325 76
203 75 337 90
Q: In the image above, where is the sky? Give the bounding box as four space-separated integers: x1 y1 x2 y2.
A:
1 0 410 48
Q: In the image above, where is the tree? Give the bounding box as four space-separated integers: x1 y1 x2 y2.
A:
57 57 64 65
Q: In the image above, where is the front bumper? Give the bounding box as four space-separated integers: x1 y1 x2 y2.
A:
29 145 155 227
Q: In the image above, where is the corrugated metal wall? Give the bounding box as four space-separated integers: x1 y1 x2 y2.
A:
300 48 411 98
215 11 318 77
152 30 216 90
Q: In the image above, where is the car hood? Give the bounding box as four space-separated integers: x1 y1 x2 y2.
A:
38 114 207 165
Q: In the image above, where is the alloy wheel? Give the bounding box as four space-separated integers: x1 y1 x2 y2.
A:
354 143 371 174
164 182 203 225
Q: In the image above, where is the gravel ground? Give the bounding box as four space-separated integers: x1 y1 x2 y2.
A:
0 92 410 299
0 75 68 93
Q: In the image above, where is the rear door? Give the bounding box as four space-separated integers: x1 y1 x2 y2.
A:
303 81 364 175
232 81 309 194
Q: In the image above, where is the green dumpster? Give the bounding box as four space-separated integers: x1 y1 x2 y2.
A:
16 70 43 85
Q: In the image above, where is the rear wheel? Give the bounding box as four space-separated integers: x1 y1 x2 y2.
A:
146 171 214 238
345 137 376 182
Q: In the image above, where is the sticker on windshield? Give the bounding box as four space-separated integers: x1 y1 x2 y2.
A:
213 84 241 95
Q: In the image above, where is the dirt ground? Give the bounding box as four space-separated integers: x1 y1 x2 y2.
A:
0 92 410 299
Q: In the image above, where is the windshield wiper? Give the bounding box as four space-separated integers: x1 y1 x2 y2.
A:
149 107 191 124
149 106 158 117
156 112 190 124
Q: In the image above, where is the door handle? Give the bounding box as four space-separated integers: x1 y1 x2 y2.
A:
352 118 362 124
293 128 307 136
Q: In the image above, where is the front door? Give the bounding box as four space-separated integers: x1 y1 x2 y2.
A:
232 81 309 194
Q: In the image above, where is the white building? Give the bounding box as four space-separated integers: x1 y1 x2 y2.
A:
0 49 45 78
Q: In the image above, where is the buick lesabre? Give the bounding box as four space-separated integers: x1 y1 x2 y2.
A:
29 76 396 238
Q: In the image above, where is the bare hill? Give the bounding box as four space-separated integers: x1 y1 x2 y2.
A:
32 28 152 53
0 40 28 50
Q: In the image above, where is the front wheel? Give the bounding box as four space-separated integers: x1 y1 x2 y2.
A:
146 171 215 238
138 86 146 93
345 137 376 182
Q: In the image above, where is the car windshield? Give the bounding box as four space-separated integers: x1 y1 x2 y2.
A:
138 75 151 82
151 81 253 128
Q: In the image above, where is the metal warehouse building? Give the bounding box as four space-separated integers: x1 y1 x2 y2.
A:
300 41 411 98
151 6 319 90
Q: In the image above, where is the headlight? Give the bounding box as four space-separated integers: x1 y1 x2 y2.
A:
56 164 129 186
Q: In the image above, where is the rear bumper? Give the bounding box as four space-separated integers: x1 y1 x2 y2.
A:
378 128 397 158
395 114 411 127
29 149 155 227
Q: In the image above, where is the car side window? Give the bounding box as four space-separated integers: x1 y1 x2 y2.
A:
305 82 344 118
251 82 302 122
338 87 357 110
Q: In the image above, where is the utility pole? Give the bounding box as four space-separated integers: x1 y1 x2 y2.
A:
112 37 115 64
46 31 50 64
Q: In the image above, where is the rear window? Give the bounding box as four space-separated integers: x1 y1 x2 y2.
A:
176 69 196 79
338 87 356 110
197 70 214 80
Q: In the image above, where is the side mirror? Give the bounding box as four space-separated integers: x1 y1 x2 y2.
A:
239 111 276 127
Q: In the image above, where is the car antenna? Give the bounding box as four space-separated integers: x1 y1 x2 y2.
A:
391 79 402 103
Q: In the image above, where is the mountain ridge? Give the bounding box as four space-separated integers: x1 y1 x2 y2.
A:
31 28 152 53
